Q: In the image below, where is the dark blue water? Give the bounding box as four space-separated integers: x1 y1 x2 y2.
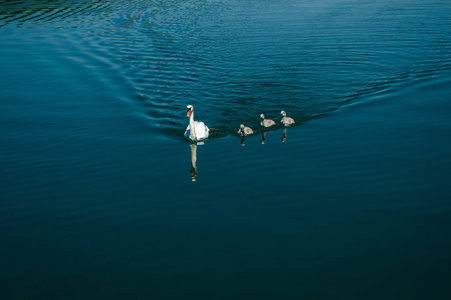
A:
1 0 451 298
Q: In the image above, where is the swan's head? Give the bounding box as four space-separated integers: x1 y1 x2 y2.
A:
240 124 245 129
186 105 193 117
260 114 265 119
281 110 286 117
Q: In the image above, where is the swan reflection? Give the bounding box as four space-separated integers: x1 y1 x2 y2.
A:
261 128 288 144
281 127 287 142
189 142 198 181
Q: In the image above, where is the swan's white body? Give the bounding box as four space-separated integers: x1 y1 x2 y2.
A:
280 111 295 126
260 114 276 127
238 124 253 137
185 105 209 141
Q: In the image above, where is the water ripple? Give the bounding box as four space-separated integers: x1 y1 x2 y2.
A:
2 0 450 139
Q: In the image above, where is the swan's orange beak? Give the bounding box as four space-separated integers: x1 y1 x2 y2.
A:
186 109 192 117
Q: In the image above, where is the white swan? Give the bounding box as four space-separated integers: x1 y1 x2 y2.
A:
184 104 210 141
260 114 276 127
280 111 295 126
238 124 253 137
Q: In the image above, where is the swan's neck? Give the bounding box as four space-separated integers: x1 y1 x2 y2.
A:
190 143 197 169
189 112 196 140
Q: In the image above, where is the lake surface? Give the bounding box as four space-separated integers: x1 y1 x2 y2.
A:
1 0 451 298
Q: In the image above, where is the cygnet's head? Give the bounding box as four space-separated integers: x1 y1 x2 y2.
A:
281 110 286 117
260 114 265 119
239 124 245 136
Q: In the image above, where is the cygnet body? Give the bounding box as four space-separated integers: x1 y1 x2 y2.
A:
260 114 276 127
238 124 253 137
280 111 295 126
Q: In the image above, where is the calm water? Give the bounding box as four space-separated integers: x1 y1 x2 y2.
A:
1 0 451 298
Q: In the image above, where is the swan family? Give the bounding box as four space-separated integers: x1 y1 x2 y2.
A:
184 104 294 142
